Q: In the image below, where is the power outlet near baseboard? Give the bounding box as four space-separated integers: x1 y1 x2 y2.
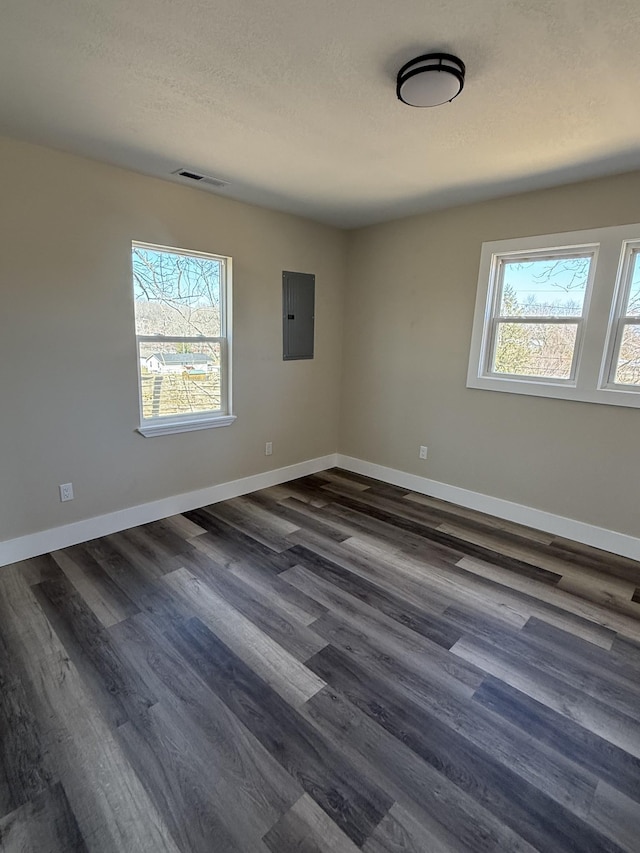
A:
59 483 74 502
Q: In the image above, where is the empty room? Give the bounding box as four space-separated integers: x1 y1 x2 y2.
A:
1 1 640 851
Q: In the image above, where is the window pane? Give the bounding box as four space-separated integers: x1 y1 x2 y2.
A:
133 246 222 336
625 251 640 317
492 322 578 379
499 256 590 317
614 324 640 385
139 342 221 419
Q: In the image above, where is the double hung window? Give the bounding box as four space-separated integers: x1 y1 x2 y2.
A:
132 241 234 436
467 224 640 408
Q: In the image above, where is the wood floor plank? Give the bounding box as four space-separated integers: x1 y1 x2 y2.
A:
51 546 139 628
457 555 640 641
162 567 325 706
260 481 332 507
282 565 483 693
363 801 473 853
0 566 60 648
305 500 461 573
557 573 638 609
118 700 271 853
180 549 328 662
519 616 619 668
0 630 54 820
81 537 188 624
412 544 615 649
2 466 640 852
455 616 640 721
106 528 183 579
184 511 299 574
12 554 61 587
292 528 618 649
472 677 640 805
0 783 88 853
207 542 328 626
507 599 616 650
307 617 596 815
311 611 481 698
449 586 617 652
404 490 555 545
32 568 158 731
164 615 394 847
161 512 208 539
140 518 199 558
202 495 300 552
317 487 564 584
324 490 558 589
0 571 181 853
287 544 462 649
548 537 640 586
246 492 351 543
587 781 640 852
287 529 459 618
313 469 373 492
452 635 640 758
304 687 539 853
109 612 303 828
263 793 361 853
441 523 635 598
608 635 640 681
340 535 536 630
306 644 624 853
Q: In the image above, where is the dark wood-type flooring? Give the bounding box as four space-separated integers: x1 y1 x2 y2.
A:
2 468 640 852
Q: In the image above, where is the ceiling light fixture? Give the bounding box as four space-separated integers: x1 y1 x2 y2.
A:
396 53 466 108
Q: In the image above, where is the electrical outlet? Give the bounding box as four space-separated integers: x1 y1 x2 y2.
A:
419 446 428 460
59 482 74 502
265 441 273 456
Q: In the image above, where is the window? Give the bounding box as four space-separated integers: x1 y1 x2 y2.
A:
487 249 595 382
467 223 640 408
132 242 234 436
604 242 640 389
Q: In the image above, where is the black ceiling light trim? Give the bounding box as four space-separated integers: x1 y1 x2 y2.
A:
396 52 466 108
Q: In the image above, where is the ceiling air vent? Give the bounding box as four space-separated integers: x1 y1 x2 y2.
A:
172 168 230 189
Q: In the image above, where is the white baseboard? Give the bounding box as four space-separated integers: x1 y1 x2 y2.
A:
336 454 640 562
3 450 638 568
0 454 339 568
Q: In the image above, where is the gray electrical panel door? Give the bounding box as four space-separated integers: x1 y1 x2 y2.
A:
283 271 315 360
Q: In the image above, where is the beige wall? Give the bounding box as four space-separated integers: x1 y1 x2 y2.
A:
2 134 639 546
341 172 640 538
0 137 346 542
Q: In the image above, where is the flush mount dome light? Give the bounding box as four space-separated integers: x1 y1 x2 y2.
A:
396 53 465 107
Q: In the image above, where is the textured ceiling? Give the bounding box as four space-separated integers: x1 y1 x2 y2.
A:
2 0 640 227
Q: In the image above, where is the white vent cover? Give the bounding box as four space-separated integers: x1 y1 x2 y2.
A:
172 168 230 189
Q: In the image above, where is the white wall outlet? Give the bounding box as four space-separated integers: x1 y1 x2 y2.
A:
59 482 74 502
419 446 428 460
265 441 273 456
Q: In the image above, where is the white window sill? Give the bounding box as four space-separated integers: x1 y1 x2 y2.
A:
467 375 640 408
137 414 237 437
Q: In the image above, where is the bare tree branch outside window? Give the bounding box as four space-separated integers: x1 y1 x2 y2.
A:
133 246 227 419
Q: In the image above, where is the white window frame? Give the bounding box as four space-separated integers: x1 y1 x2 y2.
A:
601 240 640 393
467 223 640 408
132 241 235 437
483 245 597 385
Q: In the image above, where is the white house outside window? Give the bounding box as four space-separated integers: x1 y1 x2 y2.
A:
132 241 234 436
